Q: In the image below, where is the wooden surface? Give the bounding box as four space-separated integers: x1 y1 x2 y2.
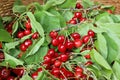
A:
0 0 120 16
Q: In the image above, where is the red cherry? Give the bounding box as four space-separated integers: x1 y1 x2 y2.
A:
47 49 55 57
65 41 74 50
44 55 52 63
31 72 38 79
85 61 93 66
51 68 60 78
37 68 42 73
80 17 86 22
12 68 24 77
0 51 4 62
84 54 91 59
20 44 27 51
49 31 58 39
75 71 83 78
32 32 39 39
54 60 62 68
24 39 32 47
0 67 10 79
54 52 59 57
59 54 69 62
51 38 59 46
82 35 90 43
58 35 65 44
107 10 113 14
75 3 83 9
58 44 66 53
81 74 87 79
25 21 31 29
88 30 95 37
69 19 77 24
0 42 2 49
74 39 83 48
71 32 81 40
24 29 31 35
7 76 15 80
17 31 24 38
74 12 82 19
75 66 83 73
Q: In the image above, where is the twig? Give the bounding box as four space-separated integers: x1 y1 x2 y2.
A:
56 4 101 11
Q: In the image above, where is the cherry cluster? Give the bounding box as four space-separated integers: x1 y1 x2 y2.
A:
17 20 39 52
32 28 95 79
68 3 86 24
0 67 24 80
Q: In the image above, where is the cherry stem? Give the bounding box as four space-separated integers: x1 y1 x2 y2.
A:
56 4 101 12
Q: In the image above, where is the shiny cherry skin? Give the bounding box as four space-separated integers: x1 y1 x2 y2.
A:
88 30 95 37
17 31 24 38
58 44 66 53
20 43 27 51
32 32 39 39
49 31 58 39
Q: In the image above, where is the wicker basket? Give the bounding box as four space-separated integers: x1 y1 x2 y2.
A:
0 0 120 16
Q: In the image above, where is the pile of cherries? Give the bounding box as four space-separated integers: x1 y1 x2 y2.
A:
31 28 95 80
0 67 24 80
68 3 86 24
17 20 39 52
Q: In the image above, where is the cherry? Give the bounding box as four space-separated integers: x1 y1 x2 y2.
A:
75 3 83 9
0 51 4 62
59 54 69 62
24 39 32 47
47 49 55 57
75 71 83 78
0 67 10 79
25 21 31 29
32 32 39 39
80 17 86 22
81 74 87 79
58 44 66 53
88 30 95 37
54 60 62 68
31 72 38 80
58 35 65 44
71 32 81 40
51 68 60 78
51 38 59 46
0 42 2 49
49 31 58 39
82 35 90 43
75 66 83 73
74 12 82 19
84 54 91 59
17 31 24 38
44 55 52 63
107 10 113 14
85 61 93 66
24 29 31 35
65 41 74 50
69 19 77 24
20 43 27 51
37 68 42 73
12 68 24 77
7 76 15 80
74 39 83 48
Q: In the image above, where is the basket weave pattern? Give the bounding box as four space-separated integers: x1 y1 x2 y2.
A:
0 0 120 16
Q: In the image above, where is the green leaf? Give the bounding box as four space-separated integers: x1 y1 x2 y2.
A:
103 32 120 64
95 12 109 21
25 46 48 64
0 29 13 42
61 11 73 21
12 21 18 35
36 71 45 80
25 37 45 57
27 12 44 37
12 5 26 13
0 53 23 67
101 5 115 11
43 0 65 10
58 0 76 8
82 0 94 9
13 0 22 6
90 49 112 79
112 61 120 80
34 10 61 33
95 33 108 59
90 49 111 70
0 17 4 29
20 73 32 80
